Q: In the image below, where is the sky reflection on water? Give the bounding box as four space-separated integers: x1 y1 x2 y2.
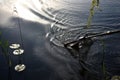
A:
0 0 120 80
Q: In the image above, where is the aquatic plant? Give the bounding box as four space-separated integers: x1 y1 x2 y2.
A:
0 41 11 66
0 32 12 80
0 33 12 67
87 0 100 28
101 40 109 80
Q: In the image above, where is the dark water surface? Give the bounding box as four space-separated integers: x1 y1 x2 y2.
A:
0 0 120 80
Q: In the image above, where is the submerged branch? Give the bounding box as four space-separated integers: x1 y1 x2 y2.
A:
64 29 120 47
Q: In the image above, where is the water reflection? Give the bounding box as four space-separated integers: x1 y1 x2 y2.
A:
0 0 120 80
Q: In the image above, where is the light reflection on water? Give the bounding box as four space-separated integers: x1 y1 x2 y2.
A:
33 0 120 78
0 0 120 80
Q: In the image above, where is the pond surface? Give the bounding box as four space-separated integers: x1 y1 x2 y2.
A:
0 0 120 80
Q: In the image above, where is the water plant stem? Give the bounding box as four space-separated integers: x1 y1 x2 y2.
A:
0 38 12 80
87 0 99 28
101 40 108 80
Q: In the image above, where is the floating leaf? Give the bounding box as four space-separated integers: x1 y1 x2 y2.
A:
15 64 26 72
9 44 20 49
13 49 24 55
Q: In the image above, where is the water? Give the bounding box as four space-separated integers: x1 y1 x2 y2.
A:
0 0 120 80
